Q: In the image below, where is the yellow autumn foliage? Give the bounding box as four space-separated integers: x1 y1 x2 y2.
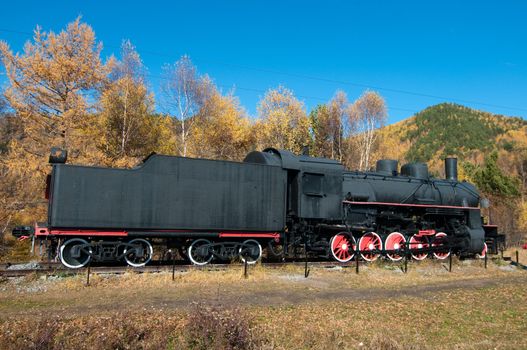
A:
255 86 311 154
0 18 112 227
188 91 253 161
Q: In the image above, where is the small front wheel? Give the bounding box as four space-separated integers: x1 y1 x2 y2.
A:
477 242 488 259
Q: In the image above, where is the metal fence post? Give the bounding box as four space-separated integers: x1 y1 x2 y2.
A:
85 262 91 286
404 250 408 273
304 242 310 278
355 248 360 274
172 254 176 281
244 258 248 279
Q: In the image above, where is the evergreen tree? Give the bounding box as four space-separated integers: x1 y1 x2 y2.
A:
464 151 520 197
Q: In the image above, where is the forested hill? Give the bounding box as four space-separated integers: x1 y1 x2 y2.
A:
377 103 527 173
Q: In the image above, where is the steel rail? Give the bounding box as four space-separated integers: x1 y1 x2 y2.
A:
0 260 354 278
1 256 519 278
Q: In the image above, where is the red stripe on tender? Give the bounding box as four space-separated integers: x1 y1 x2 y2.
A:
35 226 128 237
219 232 280 238
343 201 479 210
50 230 128 237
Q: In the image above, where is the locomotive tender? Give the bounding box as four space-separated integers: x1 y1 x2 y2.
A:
13 147 502 268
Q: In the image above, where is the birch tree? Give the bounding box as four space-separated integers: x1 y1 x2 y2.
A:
189 91 253 161
311 91 349 160
310 104 330 157
349 91 387 170
100 40 158 159
161 56 212 156
256 86 311 154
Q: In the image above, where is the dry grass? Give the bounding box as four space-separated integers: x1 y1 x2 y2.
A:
0 282 525 349
0 237 32 263
252 282 527 349
43 256 525 290
0 257 526 349
505 246 527 264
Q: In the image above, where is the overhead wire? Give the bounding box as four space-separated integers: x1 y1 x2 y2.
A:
103 43 527 113
0 28 526 114
145 72 418 113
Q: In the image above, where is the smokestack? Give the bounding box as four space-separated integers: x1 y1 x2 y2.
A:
445 157 458 181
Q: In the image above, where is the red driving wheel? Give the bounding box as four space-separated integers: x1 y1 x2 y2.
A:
359 232 383 262
329 233 356 263
409 234 429 260
385 232 406 261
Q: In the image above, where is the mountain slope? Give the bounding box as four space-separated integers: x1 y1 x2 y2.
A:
376 103 527 175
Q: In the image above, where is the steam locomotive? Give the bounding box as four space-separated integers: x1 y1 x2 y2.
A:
13 147 503 268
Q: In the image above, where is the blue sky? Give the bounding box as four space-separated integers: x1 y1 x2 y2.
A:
0 0 526 123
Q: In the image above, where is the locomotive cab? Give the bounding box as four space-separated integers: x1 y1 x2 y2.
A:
244 148 344 221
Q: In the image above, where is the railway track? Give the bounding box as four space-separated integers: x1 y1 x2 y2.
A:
0 260 356 278
2 255 523 278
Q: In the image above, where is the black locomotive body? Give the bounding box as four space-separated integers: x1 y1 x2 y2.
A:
15 148 503 268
